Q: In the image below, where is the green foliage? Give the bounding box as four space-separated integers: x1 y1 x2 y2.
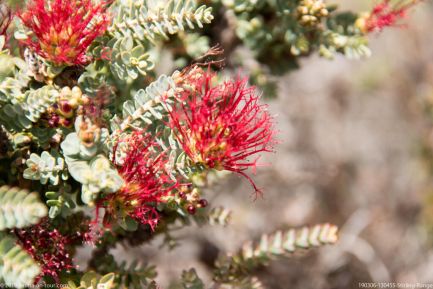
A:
111 0 214 44
65 271 116 289
23 151 68 185
0 235 41 288
179 33 210 60
116 260 157 289
181 269 204 289
194 206 232 226
0 47 25 83
0 73 28 104
61 117 109 161
155 127 201 179
0 85 59 132
0 186 47 230
28 127 58 149
23 85 60 123
110 74 177 132
0 103 32 131
77 62 112 96
93 253 157 289
45 189 76 218
213 223 339 283
61 117 123 204
109 36 155 80
209 0 372 96
207 207 232 226
0 50 28 104
10 132 32 149
82 156 123 204
220 0 369 67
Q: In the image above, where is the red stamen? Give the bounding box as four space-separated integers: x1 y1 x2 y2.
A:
168 69 276 195
18 0 110 65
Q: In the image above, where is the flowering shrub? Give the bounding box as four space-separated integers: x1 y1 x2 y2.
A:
0 0 418 288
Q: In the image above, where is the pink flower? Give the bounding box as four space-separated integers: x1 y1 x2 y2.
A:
168 69 275 195
18 0 110 65
364 0 419 33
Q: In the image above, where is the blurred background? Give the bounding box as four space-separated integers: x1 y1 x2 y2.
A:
80 1 433 288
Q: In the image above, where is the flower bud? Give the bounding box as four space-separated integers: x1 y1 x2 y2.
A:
198 199 208 208
187 205 196 215
61 86 72 97
71 86 82 100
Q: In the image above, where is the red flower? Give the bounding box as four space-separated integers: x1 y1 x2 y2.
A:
364 0 419 33
18 0 110 66
103 132 178 230
14 219 82 284
168 69 275 195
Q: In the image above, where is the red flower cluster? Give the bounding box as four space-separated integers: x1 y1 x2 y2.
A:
14 219 81 284
168 69 275 195
19 0 110 66
364 0 419 32
103 132 178 230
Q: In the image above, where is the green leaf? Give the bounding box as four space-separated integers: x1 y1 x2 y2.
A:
65 271 116 289
214 224 339 283
61 133 81 157
0 186 47 230
181 269 204 289
45 190 76 218
111 74 176 132
118 216 139 232
0 235 41 288
131 45 145 58
111 0 213 43
23 151 67 186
